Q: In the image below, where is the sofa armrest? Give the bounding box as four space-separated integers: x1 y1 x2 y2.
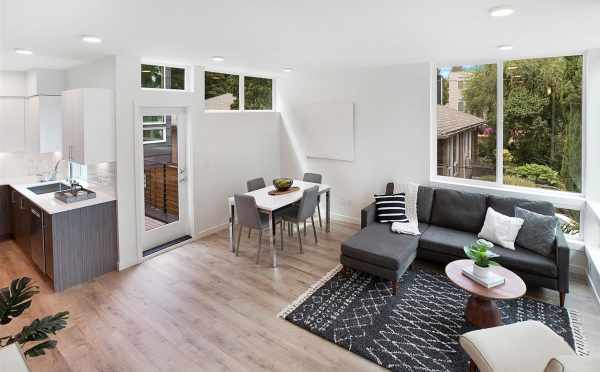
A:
555 230 570 294
361 202 376 229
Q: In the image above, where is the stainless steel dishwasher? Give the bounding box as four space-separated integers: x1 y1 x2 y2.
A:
30 206 45 274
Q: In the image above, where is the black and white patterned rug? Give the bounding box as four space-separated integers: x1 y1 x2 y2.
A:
279 266 587 372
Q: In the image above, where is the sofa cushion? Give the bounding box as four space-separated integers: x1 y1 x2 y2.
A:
430 189 487 233
417 186 435 223
515 207 558 256
341 223 419 270
494 245 558 277
420 225 477 257
419 225 557 277
488 195 555 217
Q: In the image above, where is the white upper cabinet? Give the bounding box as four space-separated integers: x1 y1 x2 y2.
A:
25 95 63 153
0 98 26 153
62 88 115 165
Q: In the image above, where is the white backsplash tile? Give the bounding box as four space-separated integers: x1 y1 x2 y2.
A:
0 152 116 197
0 152 66 180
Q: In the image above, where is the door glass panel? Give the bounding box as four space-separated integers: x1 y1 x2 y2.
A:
143 114 179 231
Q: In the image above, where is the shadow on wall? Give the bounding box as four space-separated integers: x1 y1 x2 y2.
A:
279 109 306 178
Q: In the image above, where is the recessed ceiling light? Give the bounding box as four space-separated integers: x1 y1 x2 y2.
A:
82 35 102 43
283 68 293 73
489 5 514 17
497 44 513 51
14 48 33 55
212 56 225 62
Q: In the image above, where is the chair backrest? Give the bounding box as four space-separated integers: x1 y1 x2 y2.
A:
246 177 266 192
234 194 262 229
296 186 320 221
303 173 322 184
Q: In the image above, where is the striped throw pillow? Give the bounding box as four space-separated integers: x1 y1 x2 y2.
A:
374 193 408 223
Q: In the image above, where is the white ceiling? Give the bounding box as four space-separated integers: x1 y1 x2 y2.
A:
1 0 599 73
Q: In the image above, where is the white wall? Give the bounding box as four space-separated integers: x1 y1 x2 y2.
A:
196 111 280 235
277 63 431 222
0 71 26 96
66 57 116 90
584 49 600 300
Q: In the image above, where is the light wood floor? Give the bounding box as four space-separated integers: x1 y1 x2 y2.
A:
0 221 598 372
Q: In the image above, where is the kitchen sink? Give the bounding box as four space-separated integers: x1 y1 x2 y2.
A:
27 183 72 195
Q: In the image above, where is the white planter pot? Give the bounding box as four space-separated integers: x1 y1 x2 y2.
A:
472 263 491 279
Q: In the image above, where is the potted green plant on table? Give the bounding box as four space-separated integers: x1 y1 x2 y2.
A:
464 239 500 278
1 277 69 358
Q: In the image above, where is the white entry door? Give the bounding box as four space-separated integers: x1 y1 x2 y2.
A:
136 107 190 253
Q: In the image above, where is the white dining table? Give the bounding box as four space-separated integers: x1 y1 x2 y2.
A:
227 180 331 267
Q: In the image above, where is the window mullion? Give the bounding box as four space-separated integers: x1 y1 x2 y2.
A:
239 75 245 111
496 60 504 185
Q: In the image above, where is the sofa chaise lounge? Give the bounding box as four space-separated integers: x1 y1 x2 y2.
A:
340 185 570 306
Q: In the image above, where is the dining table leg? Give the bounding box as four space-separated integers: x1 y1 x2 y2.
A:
229 203 236 253
325 190 331 233
268 211 277 268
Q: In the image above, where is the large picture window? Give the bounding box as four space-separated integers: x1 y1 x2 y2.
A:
436 64 497 181
435 55 583 194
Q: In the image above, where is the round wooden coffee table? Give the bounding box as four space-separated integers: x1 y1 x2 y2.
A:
445 259 526 328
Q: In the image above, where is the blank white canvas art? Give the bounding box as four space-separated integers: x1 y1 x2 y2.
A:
297 102 355 162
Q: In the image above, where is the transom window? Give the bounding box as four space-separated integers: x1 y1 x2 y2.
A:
141 64 186 90
435 56 583 195
205 71 273 111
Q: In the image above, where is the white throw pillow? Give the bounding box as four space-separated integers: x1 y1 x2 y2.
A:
478 207 524 250
390 182 421 236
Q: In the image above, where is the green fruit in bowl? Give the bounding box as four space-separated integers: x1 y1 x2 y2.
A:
273 178 293 191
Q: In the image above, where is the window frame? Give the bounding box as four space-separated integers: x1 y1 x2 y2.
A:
142 115 167 125
140 62 190 92
430 54 587 238
142 126 167 145
204 69 276 113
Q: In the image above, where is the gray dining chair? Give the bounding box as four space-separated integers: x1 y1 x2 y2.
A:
234 194 283 263
280 186 319 253
303 172 323 234
246 177 266 192
245 177 266 238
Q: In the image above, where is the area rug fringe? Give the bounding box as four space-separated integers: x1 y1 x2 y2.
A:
567 309 589 356
277 264 343 319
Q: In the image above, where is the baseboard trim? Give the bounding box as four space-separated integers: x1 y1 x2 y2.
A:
588 272 600 308
195 223 229 239
586 249 600 307
332 213 360 226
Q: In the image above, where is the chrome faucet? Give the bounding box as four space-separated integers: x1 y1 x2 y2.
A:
38 160 62 182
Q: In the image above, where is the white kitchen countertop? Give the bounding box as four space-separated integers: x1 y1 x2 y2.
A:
3 178 117 215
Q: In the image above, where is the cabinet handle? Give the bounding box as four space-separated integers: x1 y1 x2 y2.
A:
11 190 16 203
31 208 41 218
20 199 24 210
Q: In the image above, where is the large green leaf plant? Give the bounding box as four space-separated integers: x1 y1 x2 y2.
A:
0 277 69 357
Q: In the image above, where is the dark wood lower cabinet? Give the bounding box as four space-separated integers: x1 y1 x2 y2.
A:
47 201 118 291
0 186 11 240
5 186 117 292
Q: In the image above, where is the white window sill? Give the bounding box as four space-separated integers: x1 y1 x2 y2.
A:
141 87 190 93
204 110 277 114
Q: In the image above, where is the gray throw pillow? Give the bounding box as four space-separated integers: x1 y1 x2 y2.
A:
515 206 558 256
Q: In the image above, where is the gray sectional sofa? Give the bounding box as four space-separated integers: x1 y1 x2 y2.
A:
340 186 570 306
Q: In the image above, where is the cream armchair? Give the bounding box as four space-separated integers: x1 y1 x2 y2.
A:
459 320 597 372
